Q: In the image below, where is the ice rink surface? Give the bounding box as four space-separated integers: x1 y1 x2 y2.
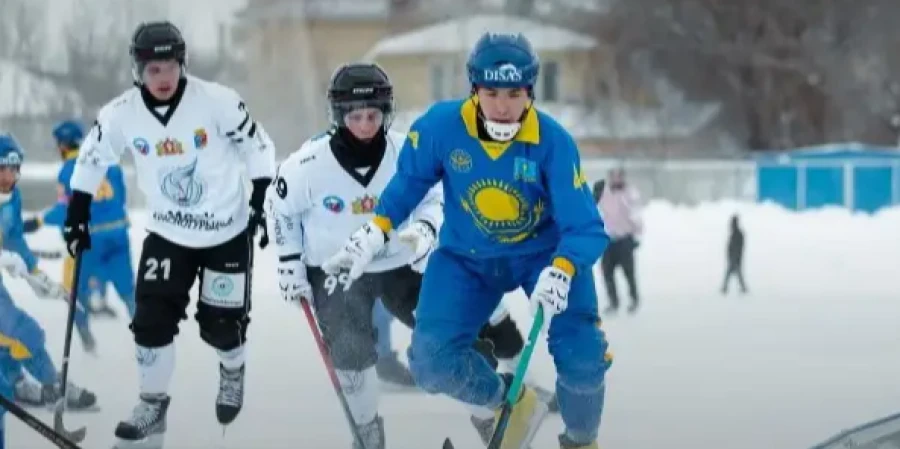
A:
7 201 900 449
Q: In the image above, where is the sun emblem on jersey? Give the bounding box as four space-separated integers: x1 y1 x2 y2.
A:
159 159 206 207
194 128 208 149
156 138 184 156
461 179 544 244
351 194 378 214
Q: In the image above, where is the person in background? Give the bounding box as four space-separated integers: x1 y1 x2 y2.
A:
596 168 642 313
721 214 748 294
372 298 415 387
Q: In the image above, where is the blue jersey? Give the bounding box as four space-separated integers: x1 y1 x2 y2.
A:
374 97 608 272
42 155 128 232
0 188 38 273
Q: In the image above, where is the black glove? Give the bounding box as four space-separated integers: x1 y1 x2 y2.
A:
248 178 270 249
63 190 92 257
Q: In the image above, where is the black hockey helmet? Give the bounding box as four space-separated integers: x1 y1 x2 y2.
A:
327 63 394 129
129 21 187 84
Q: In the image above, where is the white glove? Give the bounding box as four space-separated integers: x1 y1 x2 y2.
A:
24 270 68 301
529 265 571 333
0 250 28 278
277 257 313 305
322 222 387 280
398 220 437 273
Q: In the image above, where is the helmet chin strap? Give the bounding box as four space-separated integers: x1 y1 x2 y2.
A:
483 120 521 142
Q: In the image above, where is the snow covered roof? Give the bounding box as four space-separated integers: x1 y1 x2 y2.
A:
0 60 83 118
366 14 596 58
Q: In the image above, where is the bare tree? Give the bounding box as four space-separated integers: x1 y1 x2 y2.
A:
0 0 46 62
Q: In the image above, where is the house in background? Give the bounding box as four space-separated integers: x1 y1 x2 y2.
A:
233 0 725 157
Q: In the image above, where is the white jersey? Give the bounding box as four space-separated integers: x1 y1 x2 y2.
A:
70 75 276 248
266 129 443 273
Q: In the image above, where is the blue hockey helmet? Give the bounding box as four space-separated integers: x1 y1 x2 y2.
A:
52 120 85 147
466 32 540 90
0 133 24 201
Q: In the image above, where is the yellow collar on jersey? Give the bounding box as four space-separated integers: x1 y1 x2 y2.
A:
62 149 79 160
460 96 540 160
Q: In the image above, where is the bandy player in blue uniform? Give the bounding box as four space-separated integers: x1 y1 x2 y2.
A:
0 133 97 449
324 33 612 449
24 120 134 353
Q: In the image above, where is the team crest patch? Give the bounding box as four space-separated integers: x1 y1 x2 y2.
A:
194 128 208 149
133 138 150 155
351 194 378 214
323 195 345 213
156 138 184 156
449 149 472 173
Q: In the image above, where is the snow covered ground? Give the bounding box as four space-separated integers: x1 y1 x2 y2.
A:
6 201 900 449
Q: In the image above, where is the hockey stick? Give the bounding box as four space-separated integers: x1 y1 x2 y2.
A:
443 307 546 449
298 297 367 448
53 249 86 442
0 393 83 449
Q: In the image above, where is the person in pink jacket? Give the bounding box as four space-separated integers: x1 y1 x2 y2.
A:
594 168 642 313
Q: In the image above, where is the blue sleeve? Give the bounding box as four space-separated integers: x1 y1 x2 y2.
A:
42 200 67 227
545 129 609 272
2 195 38 272
373 115 444 229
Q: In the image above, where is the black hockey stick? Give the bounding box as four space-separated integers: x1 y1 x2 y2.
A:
298 297 367 448
443 308 546 449
53 249 86 442
0 392 83 449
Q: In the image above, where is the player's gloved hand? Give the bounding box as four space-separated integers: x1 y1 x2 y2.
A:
322 221 387 281
398 220 437 273
249 178 271 249
529 265 571 333
63 191 92 257
277 256 313 305
0 250 28 278
24 270 67 300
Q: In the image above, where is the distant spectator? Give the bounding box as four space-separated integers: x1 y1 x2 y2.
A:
596 168 643 313
721 214 748 294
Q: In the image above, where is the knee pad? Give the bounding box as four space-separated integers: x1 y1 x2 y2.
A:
131 293 187 348
197 314 248 351
480 317 524 360
549 319 609 394
323 325 377 371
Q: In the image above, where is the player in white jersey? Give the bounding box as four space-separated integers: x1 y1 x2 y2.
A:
62 21 275 448
266 63 543 449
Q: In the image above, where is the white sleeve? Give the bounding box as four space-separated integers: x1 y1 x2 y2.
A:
215 86 276 180
409 181 444 231
70 105 126 196
265 153 312 259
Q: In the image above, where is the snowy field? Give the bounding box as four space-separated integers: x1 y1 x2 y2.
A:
6 201 900 449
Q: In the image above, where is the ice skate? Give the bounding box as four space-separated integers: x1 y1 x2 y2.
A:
493 375 549 449
353 415 385 449
469 414 494 445
113 393 169 449
559 433 599 449
15 376 98 411
216 363 245 425
376 351 415 388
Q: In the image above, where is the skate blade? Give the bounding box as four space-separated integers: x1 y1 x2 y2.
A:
113 433 165 449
